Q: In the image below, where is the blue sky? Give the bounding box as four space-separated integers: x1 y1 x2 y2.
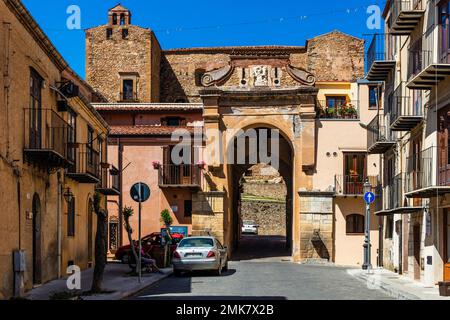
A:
22 0 386 78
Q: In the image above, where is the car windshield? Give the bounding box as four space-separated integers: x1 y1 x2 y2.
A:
243 221 255 225
178 238 214 248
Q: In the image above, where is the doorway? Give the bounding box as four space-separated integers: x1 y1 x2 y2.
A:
32 193 42 285
87 198 94 264
444 209 450 281
343 153 366 194
413 223 421 280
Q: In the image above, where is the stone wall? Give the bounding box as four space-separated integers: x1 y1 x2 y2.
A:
85 24 161 103
243 182 286 200
299 193 334 261
241 200 286 236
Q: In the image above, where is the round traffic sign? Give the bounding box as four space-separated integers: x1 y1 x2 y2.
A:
364 191 375 204
130 182 151 203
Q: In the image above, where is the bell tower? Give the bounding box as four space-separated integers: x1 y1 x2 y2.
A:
108 4 131 26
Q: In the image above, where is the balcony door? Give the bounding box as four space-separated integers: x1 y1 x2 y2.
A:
343 153 366 195
29 69 43 149
163 146 193 185
411 138 422 206
438 107 450 186
444 209 450 281
439 0 450 64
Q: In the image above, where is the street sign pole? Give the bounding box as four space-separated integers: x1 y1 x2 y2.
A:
363 190 374 272
138 183 142 283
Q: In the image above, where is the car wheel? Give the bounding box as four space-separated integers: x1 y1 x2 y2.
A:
223 261 228 271
121 255 129 264
215 262 222 276
174 269 182 277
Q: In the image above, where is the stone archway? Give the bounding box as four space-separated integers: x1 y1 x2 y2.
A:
226 125 294 260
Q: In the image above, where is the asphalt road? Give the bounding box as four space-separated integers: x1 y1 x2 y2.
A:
131 235 392 300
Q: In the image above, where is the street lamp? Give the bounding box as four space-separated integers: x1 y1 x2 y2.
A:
63 188 74 203
362 178 372 271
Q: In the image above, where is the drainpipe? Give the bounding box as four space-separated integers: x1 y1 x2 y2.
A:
57 171 62 278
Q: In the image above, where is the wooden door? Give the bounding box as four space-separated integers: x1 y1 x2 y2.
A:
29 69 43 149
411 139 422 207
32 194 42 284
445 209 450 281
413 224 421 280
344 153 366 194
438 108 450 186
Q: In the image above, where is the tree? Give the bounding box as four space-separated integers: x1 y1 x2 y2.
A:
123 206 139 273
90 192 108 293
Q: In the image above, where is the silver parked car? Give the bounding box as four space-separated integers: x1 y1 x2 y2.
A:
172 236 228 276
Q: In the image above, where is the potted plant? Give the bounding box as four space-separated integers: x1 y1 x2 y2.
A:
160 208 173 228
197 160 206 169
152 161 161 169
347 104 358 119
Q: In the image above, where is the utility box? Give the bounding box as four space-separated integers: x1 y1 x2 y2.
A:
13 250 26 272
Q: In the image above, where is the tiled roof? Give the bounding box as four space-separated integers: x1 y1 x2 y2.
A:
92 103 203 111
109 125 199 136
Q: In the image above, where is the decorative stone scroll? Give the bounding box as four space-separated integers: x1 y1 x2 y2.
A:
201 65 234 87
286 65 316 86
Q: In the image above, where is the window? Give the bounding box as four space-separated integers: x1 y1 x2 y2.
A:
346 214 365 234
87 126 94 166
439 1 450 63
184 200 192 218
29 68 43 149
67 108 77 164
68 197 75 237
120 14 125 25
369 85 380 109
106 28 113 39
326 96 347 108
112 13 117 25
122 29 129 39
122 79 134 101
385 215 394 239
165 117 181 126
343 153 366 194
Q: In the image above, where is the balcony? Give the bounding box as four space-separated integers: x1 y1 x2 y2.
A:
405 146 450 198
23 108 72 169
407 26 450 90
334 175 379 197
66 144 100 183
390 0 425 35
365 34 396 81
375 173 422 215
388 82 423 131
158 164 201 188
317 100 359 120
367 114 396 154
96 165 120 196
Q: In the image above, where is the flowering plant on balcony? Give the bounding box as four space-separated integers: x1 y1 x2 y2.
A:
338 102 357 119
197 160 206 169
152 161 161 169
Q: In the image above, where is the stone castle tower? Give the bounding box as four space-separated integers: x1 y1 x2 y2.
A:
85 4 161 103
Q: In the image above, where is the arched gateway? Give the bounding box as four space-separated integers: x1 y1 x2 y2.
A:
190 60 331 262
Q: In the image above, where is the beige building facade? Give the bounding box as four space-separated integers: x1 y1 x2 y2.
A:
0 0 113 299
88 5 381 266
366 0 450 286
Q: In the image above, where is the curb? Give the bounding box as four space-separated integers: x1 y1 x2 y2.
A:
118 271 173 300
349 271 421 300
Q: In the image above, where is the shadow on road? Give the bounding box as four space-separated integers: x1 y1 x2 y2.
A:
231 235 291 262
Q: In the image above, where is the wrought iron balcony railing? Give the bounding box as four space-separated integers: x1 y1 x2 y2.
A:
96 165 120 196
407 25 450 89
390 0 425 35
365 33 396 81
405 146 450 198
23 108 71 169
334 175 379 196
367 114 396 154
388 81 423 131
317 100 359 120
66 144 101 183
158 164 202 187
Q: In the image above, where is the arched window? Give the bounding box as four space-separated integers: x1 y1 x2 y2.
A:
346 214 364 234
112 13 118 25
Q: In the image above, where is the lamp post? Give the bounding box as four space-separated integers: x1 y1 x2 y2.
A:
362 178 372 271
